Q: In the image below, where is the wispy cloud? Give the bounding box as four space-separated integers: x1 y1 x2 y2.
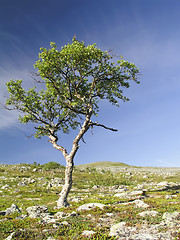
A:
0 109 19 130
0 66 34 130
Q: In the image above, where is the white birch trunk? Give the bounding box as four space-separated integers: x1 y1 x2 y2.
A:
57 156 74 207
50 109 93 207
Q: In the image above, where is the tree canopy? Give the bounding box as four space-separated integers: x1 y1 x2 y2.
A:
6 39 140 140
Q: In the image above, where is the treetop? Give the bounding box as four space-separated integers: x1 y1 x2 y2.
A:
6 38 140 138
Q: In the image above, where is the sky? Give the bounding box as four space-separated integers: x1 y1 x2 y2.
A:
0 0 180 167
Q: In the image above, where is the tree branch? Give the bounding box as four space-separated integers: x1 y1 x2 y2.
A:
45 74 86 115
89 121 118 132
48 130 68 158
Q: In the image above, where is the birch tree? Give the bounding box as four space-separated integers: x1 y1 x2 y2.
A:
6 38 140 207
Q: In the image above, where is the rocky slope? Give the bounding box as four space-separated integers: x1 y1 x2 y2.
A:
0 162 179 239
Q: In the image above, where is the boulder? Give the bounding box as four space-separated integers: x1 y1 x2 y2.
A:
77 203 105 211
130 190 145 196
60 221 70 226
162 211 180 221
132 200 149 208
54 211 67 219
5 204 21 215
114 192 128 198
138 210 159 217
131 233 158 240
26 205 48 218
109 222 136 238
82 230 96 238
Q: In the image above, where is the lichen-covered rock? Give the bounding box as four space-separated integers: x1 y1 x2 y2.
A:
132 200 149 208
109 222 137 238
77 203 105 211
81 230 96 238
26 205 48 218
114 192 128 198
26 205 55 223
162 211 180 221
130 233 158 240
5 204 21 215
138 210 159 217
60 221 70 226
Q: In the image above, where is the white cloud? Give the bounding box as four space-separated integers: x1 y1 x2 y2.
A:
0 109 19 130
0 66 34 130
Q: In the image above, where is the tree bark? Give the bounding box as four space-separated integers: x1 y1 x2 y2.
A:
57 155 74 207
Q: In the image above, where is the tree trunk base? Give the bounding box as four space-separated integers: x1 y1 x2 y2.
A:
57 198 70 208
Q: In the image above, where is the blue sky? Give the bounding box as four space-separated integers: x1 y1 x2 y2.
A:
1 0 180 167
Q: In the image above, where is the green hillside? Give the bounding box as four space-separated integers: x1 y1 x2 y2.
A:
76 161 130 168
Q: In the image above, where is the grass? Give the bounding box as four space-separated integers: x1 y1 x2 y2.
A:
0 162 180 239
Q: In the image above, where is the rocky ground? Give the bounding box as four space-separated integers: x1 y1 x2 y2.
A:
0 162 180 239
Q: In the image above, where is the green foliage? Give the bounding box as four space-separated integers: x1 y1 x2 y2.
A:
6 38 140 139
42 161 64 170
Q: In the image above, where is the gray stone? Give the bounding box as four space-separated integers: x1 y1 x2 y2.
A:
29 178 36 183
109 222 137 238
16 214 28 220
130 190 144 196
26 205 48 218
77 203 105 211
46 178 63 188
18 181 27 186
114 192 128 198
81 230 96 238
1 184 10 189
5 232 16 240
5 204 21 215
162 211 180 221
109 222 126 236
138 210 159 217
60 221 70 226
70 196 82 203
68 211 78 217
54 211 67 219
132 200 149 208
131 233 158 240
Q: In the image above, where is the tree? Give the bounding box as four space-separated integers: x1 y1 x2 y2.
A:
6 38 140 207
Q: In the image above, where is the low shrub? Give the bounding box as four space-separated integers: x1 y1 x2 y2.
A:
42 161 65 170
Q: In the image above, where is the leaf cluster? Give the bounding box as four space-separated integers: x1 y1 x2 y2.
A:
6 38 140 138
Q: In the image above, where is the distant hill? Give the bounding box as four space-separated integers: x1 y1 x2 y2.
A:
76 161 130 168
75 161 180 172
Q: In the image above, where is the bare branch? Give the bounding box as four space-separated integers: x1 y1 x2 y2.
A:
81 136 86 144
89 121 118 132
